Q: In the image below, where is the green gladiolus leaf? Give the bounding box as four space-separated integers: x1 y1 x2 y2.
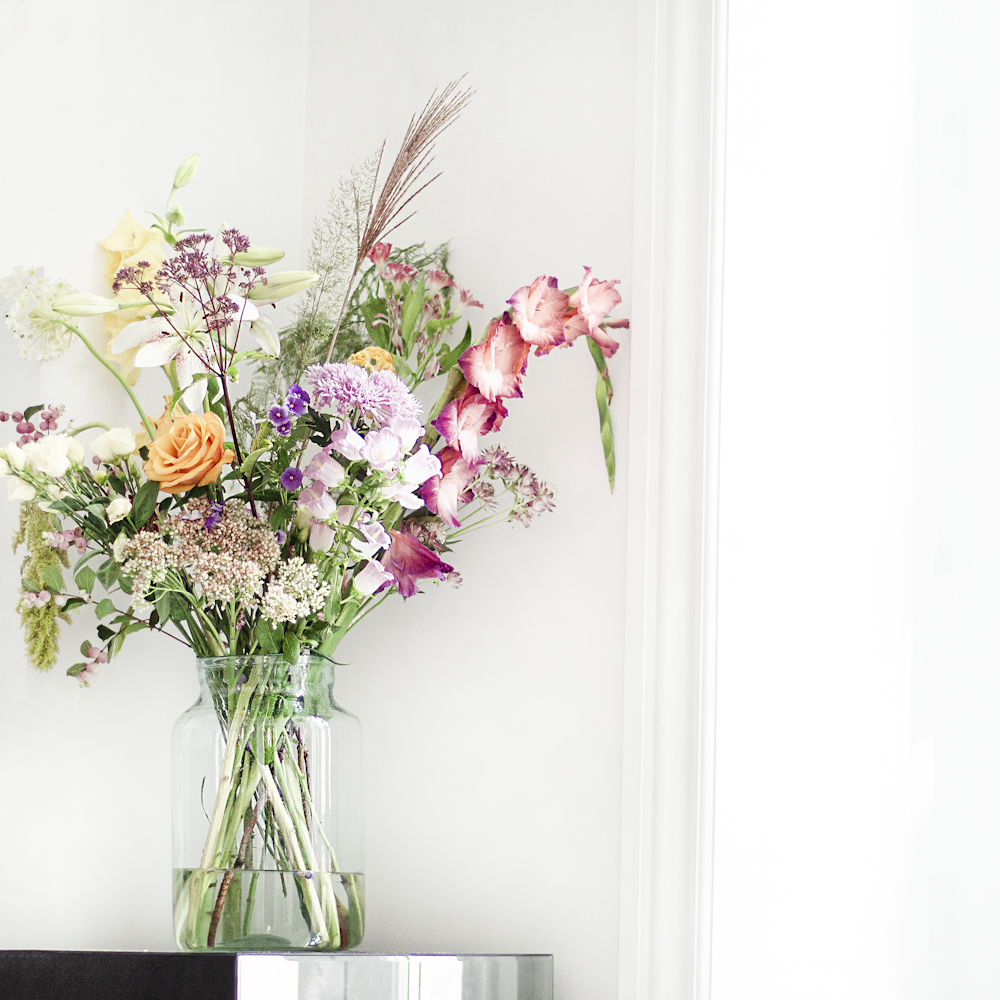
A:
400 278 425 354
438 323 472 373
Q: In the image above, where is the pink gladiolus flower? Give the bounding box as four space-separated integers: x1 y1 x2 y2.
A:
368 242 392 272
419 446 477 528
330 426 365 462
563 267 623 358
381 529 454 599
507 275 570 355
458 317 531 402
432 385 507 465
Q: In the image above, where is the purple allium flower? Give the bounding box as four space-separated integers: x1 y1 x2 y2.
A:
304 363 422 428
204 500 225 530
280 467 303 491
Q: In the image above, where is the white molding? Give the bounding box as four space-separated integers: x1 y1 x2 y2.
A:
619 0 728 996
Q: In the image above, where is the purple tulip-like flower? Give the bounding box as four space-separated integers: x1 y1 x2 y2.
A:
281 467 303 491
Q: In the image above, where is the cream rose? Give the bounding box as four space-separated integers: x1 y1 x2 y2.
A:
106 497 132 524
21 434 79 477
143 411 235 494
91 427 137 463
7 479 34 501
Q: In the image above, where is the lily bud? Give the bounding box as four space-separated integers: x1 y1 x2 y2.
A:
51 292 121 316
165 202 185 226
172 153 200 190
247 271 319 302
233 246 286 267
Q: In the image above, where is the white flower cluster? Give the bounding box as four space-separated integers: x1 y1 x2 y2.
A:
259 557 330 624
1 267 76 360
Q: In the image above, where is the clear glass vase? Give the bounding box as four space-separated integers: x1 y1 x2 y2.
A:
172 655 364 951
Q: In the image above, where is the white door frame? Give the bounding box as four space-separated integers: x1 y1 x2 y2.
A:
618 0 728 997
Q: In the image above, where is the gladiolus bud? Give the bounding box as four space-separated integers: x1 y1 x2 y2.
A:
246 271 319 301
172 153 200 190
51 292 121 316
233 246 286 267
165 203 185 226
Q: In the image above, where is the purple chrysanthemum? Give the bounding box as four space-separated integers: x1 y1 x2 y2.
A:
305 362 422 428
280 467 303 491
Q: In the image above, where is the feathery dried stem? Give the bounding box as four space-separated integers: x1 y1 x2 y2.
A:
324 77 474 363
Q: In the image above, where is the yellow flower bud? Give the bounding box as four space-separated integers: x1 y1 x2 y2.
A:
233 246 286 267
172 153 200 190
246 271 319 301
51 292 121 316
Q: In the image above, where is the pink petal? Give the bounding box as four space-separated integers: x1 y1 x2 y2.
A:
458 318 531 402
419 446 477 528
381 529 454 598
507 275 568 352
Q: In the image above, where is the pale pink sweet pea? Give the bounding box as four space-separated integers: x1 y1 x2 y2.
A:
352 520 392 560
360 426 403 470
419 446 477 528
299 481 337 521
309 519 337 552
354 559 395 595
305 447 345 488
507 275 569 355
400 444 442 486
458 317 531 402
387 415 423 453
563 267 623 358
330 426 365 462
431 386 506 466
381 481 426 510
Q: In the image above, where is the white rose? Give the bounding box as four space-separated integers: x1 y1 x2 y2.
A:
90 427 136 463
2 442 26 471
112 533 129 562
66 437 85 466
106 497 132 524
21 435 74 477
7 478 35 501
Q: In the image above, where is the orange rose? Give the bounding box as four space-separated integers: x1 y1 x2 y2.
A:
144 411 236 494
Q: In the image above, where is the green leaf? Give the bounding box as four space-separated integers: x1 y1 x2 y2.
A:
22 404 43 421
96 624 114 641
131 479 160 527
21 577 39 593
95 598 117 619
107 475 127 496
80 639 93 657
256 619 280 654
587 338 616 493
49 497 81 514
282 632 300 665
96 559 118 589
75 566 97 593
85 502 107 519
438 323 472 373
67 663 87 678
425 314 462 338
391 352 412 380
400 278 425 354
61 597 86 612
360 297 389 347
240 446 272 476
43 565 64 593
269 504 295 530
155 593 173 625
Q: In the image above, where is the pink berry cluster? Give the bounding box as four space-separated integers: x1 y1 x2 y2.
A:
77 645 108 687
46 527 88 554
21 590 53 609
0 404 65 446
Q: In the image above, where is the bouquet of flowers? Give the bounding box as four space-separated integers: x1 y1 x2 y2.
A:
0 81 627 950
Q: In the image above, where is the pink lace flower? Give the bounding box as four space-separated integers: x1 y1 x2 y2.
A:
562 267 622 358
458 317 531 402
507 275 570 355
381 529 454 598
419 446 477 528
432 384 507 465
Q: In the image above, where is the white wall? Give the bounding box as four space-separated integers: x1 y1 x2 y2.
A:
714 1 1000 997
0 5 636 1000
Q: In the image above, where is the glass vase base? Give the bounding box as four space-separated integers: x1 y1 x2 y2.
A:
173 868 364 952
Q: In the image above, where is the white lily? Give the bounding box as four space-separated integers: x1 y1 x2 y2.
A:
110 290 273 409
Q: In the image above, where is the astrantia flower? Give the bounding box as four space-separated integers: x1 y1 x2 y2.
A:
507 275 569 355
458 316 531 402
305 362 422 427
381 529 454 599
1 267 76 360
